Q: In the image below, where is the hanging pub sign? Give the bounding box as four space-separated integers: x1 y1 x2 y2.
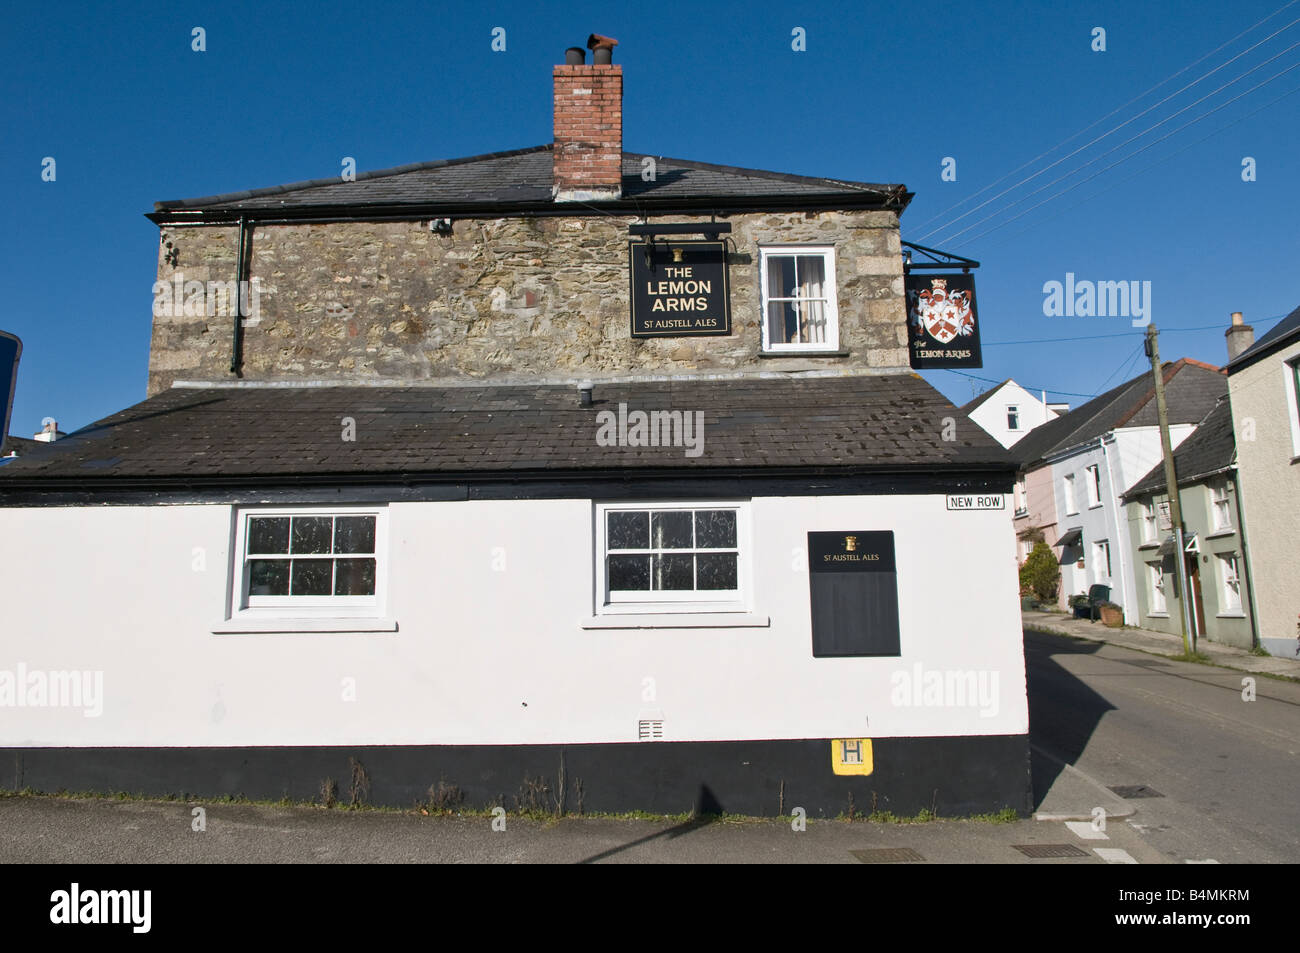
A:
629 240 731 337
905 272 982 369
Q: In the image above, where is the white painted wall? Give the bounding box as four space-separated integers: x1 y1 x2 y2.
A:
967 381 1063 448
0 495 1028 747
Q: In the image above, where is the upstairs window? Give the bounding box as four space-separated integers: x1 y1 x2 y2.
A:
1007 405 1020 431
1211 484 1232 531
1063 474 1077 515
1141 501 1157 542
1086 464 1102 507
759 246 839 351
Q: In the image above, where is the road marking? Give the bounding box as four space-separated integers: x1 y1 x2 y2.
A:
1065 821 1109 840
1094 847 1138 864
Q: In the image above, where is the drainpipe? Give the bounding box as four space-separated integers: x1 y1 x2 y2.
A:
1100 434 1132 624
1231 466 1262 650
230 215 248 376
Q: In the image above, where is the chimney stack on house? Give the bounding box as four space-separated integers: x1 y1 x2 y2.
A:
1225 311 1255 362
552 34 622 202
33 419 62 442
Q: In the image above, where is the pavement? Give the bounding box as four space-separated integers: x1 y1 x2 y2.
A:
1021 609 1300 681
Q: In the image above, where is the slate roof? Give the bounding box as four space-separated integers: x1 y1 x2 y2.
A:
1226 303 1300 372
1 435 37 457
1123 400 1236 499
0 376 1012 490
149 146 911 221
1011 359 1226 470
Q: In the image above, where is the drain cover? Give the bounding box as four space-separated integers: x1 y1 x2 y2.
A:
850 847 926 864
1109 785 1164 799
1013 843 1089 858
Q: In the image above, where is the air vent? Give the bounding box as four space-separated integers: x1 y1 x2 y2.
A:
637 719 663 740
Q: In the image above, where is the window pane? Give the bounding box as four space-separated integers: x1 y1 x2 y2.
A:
291 516 333 555
696 553 737 590
334 516 376 554
291 560 333 596
767 255 797 299
651 511 693 549
248 517 289 555
608 555 651 591
248 558 290 595
695 510 736 548
607 511 648 550
653 553 695 590
767 301 797 344
795 255 825 296
334 558 376 596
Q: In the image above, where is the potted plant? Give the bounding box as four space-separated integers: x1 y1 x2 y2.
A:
1099 601 1123 627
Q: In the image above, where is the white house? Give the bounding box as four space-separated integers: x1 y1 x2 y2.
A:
0 43 1031 817
1012 359 1226 621
960 379 1068 449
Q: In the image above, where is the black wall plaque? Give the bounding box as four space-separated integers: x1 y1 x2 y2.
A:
808 531 900 658
905 272 982 369
629 240 731 337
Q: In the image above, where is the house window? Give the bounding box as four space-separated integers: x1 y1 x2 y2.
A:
1141 501 1157 542
759 246 839 351
1218 554 1242 612
231 506 387 619
1086 464 1102 507
1063 474 1077 515
1211 484 1231 531
596 502 748 613
1007 405 1021 431
1014 478 1027 515
1093 539 1112 579
1290 357 1300 453
1149 563 1166 613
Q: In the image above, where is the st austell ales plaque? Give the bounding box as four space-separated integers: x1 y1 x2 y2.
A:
629 240 731 337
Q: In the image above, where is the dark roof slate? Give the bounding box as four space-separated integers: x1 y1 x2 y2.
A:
1011 360 1226 470
151 146 909 217
0 376 1011 489
1123 400 1236 499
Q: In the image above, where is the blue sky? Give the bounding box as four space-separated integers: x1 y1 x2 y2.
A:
3 0 1297 434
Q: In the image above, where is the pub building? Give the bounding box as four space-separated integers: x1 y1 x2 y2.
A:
0 37 1027 816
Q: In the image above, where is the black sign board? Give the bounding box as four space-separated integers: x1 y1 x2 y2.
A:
807 531 900 658
0 331 20 451
905 272 982 369
629 240 730 337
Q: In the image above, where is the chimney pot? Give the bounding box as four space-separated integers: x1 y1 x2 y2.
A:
1225 310 1255 362
578 381 594 408
565 47 585 65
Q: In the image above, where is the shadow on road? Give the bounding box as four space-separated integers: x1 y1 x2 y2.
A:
1024 630 1116 810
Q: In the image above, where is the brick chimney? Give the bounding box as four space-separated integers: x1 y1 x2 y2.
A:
1225 311 1255 362
552 35 622 202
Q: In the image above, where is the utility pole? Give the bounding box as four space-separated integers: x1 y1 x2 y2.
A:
1145 326 1193 654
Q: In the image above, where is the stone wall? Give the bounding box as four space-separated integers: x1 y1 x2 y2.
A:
147 210 908 395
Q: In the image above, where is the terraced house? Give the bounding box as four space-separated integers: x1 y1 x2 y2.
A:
0 42 1029 816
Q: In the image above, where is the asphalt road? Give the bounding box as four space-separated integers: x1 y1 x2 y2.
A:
1026 629 1300 863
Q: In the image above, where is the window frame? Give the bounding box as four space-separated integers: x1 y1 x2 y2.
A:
758 245 840 353
228 505 389 623
594 501 751 615
1210 484 1232 531
1063 473 1078 515
1141 501 1157 542
1006 405 1020 431
1086 464 1102 508
1218 553 1243 613
1149 562 1167 614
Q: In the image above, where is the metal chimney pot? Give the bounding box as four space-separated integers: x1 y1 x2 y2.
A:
564 47 585 65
